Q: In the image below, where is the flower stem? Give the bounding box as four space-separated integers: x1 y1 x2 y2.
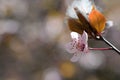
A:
89 47 112 50
99 35 120 55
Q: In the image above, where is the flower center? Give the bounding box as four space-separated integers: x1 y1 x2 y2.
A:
77 42 85 51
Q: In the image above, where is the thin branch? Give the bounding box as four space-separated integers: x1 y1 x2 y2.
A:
89 47 112 50
99 35 120 55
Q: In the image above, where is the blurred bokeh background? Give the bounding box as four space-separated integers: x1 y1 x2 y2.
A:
0 0 120 80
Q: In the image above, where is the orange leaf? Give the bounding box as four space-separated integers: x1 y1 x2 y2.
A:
88 7 106 34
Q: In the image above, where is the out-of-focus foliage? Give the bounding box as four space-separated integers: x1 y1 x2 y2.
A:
0 0 120 80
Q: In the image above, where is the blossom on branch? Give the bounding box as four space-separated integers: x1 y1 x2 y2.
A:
65 31 88 62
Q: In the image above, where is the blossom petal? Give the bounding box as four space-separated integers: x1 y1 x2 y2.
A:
81 31 88 44
65 41 77 53
70 53 80 62
71 32 80 40
66 0 93 19
106 20 113 28
83 44 88 53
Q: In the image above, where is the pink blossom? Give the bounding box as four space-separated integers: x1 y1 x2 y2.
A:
65 31 88 62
